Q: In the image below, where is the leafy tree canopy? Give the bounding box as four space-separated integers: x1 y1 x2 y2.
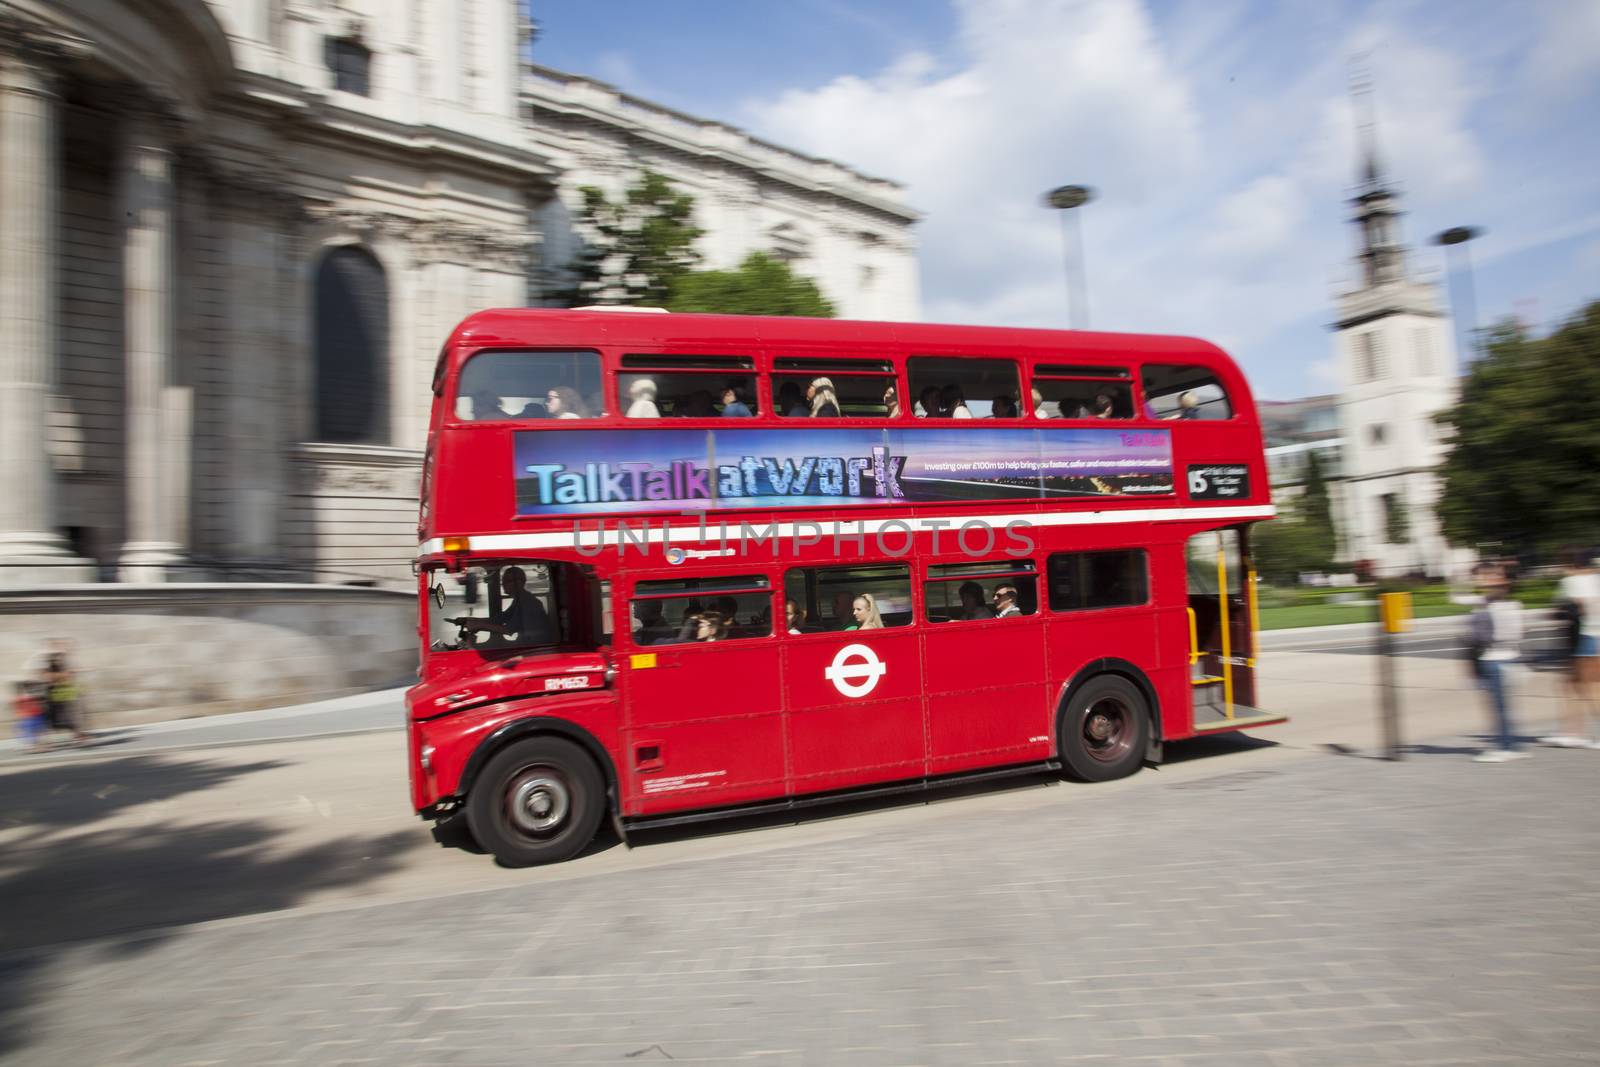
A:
667 253 836 318
559 171 703 307
1437 300 1600 555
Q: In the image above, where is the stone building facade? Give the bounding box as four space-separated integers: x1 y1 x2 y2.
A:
523 65 920 322
0 1 921 592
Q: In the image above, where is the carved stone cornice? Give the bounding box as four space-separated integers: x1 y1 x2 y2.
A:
306 205 537 270
0 9 93 74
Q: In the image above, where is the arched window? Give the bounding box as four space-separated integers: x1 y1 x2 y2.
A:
314 246 389 444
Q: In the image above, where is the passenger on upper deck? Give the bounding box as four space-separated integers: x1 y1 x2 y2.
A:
942 384 974 419
720 385 753 417
883 385 900 418
808 377 840 418
993 583 1022 618
917 386 944 418
626 378 660 418
546 387 588 420
991 395 1017 419
779 381 808 418
679 390 716 418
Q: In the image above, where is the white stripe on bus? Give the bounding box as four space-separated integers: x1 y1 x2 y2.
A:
418 504 1276 555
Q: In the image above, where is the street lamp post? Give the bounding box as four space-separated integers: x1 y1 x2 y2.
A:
1432 225 1484 364
1044 184 1095 329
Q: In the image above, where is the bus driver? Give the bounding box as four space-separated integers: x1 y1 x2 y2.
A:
454 566 553 646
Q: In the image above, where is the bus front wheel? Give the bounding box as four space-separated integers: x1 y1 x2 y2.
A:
467 736 605 867
1058 675 1150 783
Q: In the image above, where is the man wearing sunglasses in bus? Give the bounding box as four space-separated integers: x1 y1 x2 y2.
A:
993 584 1023 619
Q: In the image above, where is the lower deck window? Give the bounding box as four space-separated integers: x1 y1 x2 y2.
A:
1046 550 1148 611
785 564 913 632
924 560 1038 622
632 575 772 644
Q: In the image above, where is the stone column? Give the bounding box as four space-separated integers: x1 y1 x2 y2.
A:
117 106 188 581
0 46 94 585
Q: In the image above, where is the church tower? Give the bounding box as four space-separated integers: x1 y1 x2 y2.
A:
1332 73 1463 578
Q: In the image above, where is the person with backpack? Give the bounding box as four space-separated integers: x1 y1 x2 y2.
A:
1467 565 1527 763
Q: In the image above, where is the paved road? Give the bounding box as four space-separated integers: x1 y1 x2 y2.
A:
1 643 1595 1064
2 728 1595 1065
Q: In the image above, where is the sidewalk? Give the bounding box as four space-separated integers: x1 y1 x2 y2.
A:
0 685 409 760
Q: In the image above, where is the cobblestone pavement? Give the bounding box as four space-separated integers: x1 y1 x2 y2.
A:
3 735 1596 1067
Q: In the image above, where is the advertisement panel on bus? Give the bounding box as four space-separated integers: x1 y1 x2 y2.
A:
512 426 1173 516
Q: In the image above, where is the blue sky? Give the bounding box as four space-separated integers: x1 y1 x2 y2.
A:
529 0 1600 400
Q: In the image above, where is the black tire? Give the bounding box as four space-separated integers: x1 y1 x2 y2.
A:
466 736 606 867
1057 674 1151 783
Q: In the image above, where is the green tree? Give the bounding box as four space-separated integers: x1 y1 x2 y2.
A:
559 171 703 306
1299 450 1338 562
667 253 836 317
1251 496 1332 585
1384 493 1410 544
1437 301 1600 554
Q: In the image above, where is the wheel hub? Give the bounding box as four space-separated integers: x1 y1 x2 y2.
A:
508 771 570 835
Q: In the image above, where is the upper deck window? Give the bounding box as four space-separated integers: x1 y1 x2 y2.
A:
1031 364 1135 420
1142 364 1233 421
772 357 897 418
619 355 759 418
908 356 1021 419
456 350 604 421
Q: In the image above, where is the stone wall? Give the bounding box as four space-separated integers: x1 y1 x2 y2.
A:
0 584 417 727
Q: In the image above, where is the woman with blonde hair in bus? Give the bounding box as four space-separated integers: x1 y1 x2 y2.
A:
849 594 885 630
807 377 840 418
546 386 587 419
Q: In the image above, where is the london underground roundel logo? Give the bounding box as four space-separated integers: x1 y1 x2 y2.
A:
824 643 887 698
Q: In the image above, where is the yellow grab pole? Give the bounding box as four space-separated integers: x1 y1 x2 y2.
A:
1217 536 1233 719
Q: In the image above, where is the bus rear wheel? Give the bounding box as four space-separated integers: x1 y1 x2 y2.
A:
467 736 605 867
1058 675 1150 783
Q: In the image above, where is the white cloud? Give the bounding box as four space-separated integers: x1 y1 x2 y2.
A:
1524 0 1600 98
738 0 1594 399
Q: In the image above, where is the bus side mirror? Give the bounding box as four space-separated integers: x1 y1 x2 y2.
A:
432 584 447 610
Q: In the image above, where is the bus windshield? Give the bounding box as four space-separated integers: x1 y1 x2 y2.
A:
425 561 563 653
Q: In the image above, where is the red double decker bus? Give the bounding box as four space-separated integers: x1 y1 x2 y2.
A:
407 308 1279 866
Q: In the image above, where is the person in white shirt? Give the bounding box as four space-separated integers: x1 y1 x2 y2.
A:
1542 549 1600 747
1469 565 1527 762
1032 388 1049 419
941 384 973 419
625 378 660 418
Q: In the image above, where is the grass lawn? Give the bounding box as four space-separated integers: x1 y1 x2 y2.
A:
1256 579 1557 631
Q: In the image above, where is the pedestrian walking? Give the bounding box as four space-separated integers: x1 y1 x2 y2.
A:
38 639 89 743
1539 548 1600 748
1468 567 1527 762
11 680 47 751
